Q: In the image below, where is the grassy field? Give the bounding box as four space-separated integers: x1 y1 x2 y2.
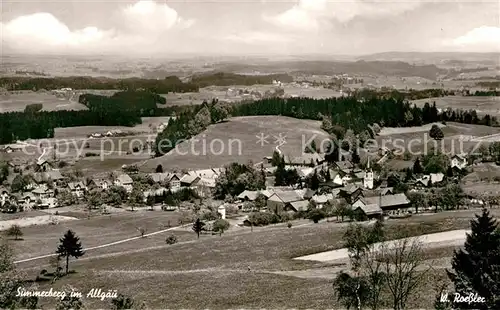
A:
54 117 171 138
412 96 500 116
376 122 500 156
0 91 87 112
11 208 498 309
141 116 329 172
7 209 184 262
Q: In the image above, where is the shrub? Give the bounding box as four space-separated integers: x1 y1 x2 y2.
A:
165 235 178 245
212 219 230 236
248 212 280 226
200 210 219 221
307 208 327 223
287 222 292 228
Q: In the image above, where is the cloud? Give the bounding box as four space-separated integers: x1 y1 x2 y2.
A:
1 0 194 54
121 0 195 34
264 0 425 30
1 13 112 50
448 26 500 51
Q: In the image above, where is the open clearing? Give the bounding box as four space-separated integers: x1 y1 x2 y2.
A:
13 208 498 309
140 116 329 171
411 96 500 115
377 122 500 155
0 215 77 231
54 116 171 138
0 91 87 112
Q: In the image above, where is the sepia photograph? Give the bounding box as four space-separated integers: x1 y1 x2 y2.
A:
0 0 499 309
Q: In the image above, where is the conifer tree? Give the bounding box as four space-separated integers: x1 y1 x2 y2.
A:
413 157 423 174
447 208 500 309
192 218 205 239
55 230 85 274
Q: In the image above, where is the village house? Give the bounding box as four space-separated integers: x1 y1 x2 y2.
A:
332 161 354 174
17 193 37 210
43 170 66 186
38 197 59 209
284 200 310 212
196 178 216 198
237 190 260 202
114 174 133 193
338 184 364 203
68 182 87 198
31 184 54 200
352 193 410 214
150 173 183 192
237 189 275 202
267 189 306 213
311 193 334 208
414 173 445 188
450 154 468 170
353 203 383 219
36 158 52 172
88 179 112 191
0 188 10 206
180 174 200 191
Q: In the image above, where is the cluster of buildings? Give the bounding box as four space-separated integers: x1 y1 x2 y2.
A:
232 152 474 219
0 157 225 212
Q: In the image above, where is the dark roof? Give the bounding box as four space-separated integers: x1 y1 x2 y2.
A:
269 190 304 203
362 193 410 209
355 203 382 215
287 200 309 212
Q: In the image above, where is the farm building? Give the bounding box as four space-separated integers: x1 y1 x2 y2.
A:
68 182 87 198
88 179 112 191
284 200 310 212
115 174 133 193
267 190 305 213
352 193 410 213
450 154 468 170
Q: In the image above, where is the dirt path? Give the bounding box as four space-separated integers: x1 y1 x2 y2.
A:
294 229 469 263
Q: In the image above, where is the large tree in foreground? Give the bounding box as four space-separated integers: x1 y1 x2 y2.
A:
56 230 85 274
447 209 500 309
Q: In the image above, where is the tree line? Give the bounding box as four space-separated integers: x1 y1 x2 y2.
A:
154 99 230 156
154 96 498 158
0 72 293 92
0 91 187 145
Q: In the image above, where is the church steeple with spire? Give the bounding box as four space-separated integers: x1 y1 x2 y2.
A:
363 157 374 189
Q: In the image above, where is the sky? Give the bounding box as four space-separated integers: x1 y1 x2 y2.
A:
1 0 499 56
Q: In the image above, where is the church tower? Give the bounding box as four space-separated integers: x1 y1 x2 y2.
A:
363 157 374 189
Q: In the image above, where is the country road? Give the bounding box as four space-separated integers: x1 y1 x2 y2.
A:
14 224 190 264
294 229 469 262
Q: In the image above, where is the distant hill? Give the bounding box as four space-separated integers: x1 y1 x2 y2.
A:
215 60 443 80
358 52 500 67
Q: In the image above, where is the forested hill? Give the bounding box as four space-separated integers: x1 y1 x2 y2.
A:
0 91 186 145
190 72 293 87
214 60 443 80
154 96 497 156
0 72 293 92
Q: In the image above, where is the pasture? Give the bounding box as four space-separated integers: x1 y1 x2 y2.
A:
12 208 497 309
411 96 500 116
0 91 87 112
140 116 330 172
54 116 171 138
377 122 500 156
